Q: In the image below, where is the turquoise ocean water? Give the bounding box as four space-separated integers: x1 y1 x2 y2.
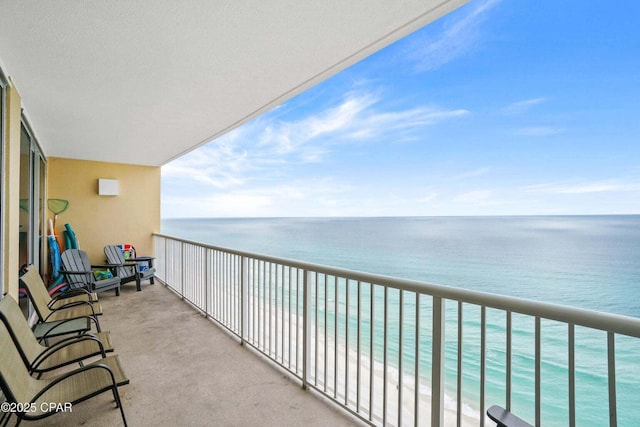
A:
162 216 640 425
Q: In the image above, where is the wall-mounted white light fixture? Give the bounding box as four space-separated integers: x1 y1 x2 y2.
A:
98 179 119 196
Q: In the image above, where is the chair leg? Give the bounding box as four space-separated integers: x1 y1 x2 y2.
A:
112 386 128 427
135 277 141 292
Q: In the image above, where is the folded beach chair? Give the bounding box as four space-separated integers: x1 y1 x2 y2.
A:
20 266 103 332
104 244 156 292
61 249 122 296
20 264 98 310
0 295 116 376
0 319 128 426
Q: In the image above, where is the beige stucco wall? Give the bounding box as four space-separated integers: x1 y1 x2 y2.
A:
3 80 22 298
47 158 160 264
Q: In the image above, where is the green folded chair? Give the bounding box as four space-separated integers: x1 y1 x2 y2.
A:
0 318 128 426
20 265 102 332
0 295 117 377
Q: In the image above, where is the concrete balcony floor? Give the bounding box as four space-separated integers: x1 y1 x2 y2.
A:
26 282 359 426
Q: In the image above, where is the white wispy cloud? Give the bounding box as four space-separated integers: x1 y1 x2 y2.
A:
501 97 548 114
161 138 249 188
524 180 640 195
402 0 502 72
163 87 470 195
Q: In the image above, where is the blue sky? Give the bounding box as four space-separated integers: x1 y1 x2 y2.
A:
162 0 640 218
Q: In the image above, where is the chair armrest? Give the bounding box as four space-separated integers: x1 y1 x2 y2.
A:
31 334 107 372
51 287 91 299
46 299 93 310
30 363 118 407
59 269 93 275
131 256 155 267
91 263 121 269
48 288 93 308
46 299 97 315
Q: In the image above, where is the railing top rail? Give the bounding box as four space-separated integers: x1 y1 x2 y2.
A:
154 233 640 338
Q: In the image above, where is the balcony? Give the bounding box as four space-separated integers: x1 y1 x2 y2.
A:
23 234 640 426
25 266 356 426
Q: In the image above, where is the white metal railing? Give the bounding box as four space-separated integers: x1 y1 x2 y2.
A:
153 233 640 427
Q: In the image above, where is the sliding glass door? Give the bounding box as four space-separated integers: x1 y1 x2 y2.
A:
19 121 46 275
0 71 6 296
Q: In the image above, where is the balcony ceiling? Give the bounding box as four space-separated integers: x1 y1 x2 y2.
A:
0 1 466 166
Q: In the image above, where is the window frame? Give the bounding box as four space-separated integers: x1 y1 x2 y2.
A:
0 68 7 296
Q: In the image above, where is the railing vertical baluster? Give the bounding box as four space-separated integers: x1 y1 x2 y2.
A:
180 241 185 297
398 289 404 427
345 278 350 406
241 256 248 345
369 283 375 422
334 276 339 399
217 251 221 321
249 258 256 343
228 255 232 327
235 255 239 332
302 269 311 390
288 266 293 370
204 248 209 317
315 272 329 392
481 306 486 427
268 262 272 356
383 285 388 426
357 280 362 413
254 259 258 345
535 316 541 427
457 301 463 427
224 252 227 323
431 296 445 427
507 311 512 412
262 261 266 351
415 293 421 427
608 331 617 427
222 252 226 324
296 268 305 372
275 263 279 360
281 264 285 363
569 323 576 427
221 251 224 322
228 254 232 328
258 260 262 349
